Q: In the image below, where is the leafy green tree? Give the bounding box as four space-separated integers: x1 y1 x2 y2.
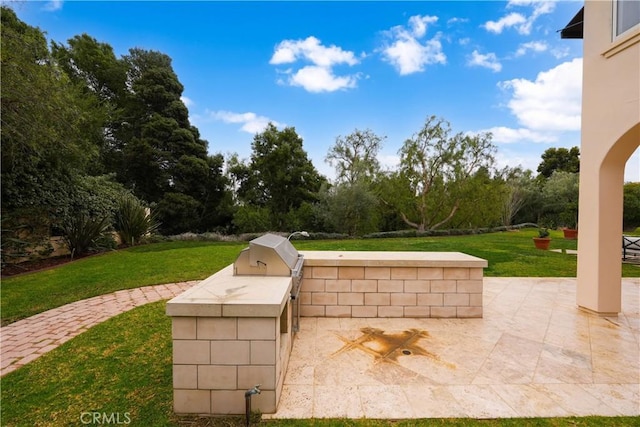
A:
232 205 272 234
323 129 385 235
3 8 231 243
1 7 104 244
623 182 640 230
325 129 385 185
537 146 580 178
53 37 231 233
155 192 202 235
316 182 379 236
449 167 504 229
52 34 127 103
120 48 206 201
394 116 496 231
232 123 326 230
51 33 127 175
197 154 234 232
498 167 536 227
541 171 579 228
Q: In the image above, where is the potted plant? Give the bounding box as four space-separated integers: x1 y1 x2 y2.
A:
562 226 578 240
561 208 578 240
533 227 551 250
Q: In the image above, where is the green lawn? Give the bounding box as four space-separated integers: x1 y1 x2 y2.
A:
0 241 246 325
2 229 638 325
1 301 636 427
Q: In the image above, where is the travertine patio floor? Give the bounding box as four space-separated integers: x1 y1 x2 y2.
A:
266 277 640 419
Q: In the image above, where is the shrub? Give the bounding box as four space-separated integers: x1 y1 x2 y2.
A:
623 182 640 230
115 194 160 246
155 192 201 235
232 205 272 234
1 211 52 266
62 214 111 258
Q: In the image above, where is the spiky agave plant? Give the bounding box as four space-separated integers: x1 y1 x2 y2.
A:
115 194 160 246
62 214 111 259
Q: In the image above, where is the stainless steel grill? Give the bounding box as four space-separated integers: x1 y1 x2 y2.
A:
233 233 304 331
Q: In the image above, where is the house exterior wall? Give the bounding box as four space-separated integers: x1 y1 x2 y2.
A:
577 0 640 314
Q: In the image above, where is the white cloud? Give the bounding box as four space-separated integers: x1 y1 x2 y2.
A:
447 17 469 26
468 50 502 72
500 58 582 131
408 15 438 38
269 36 360 92
458 37 471 46
485 1 556 35
484 13 527 34
380 15 446 75
472 57 582 149
509 0 556 17
515 41 548 57
287 66 358 93
43 0 63 11
270 36 358 68
211 110 283 134
180 96 194 107
474 126 557 144
550 46 570 59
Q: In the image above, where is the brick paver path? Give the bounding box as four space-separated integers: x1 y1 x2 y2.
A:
0 281 198 377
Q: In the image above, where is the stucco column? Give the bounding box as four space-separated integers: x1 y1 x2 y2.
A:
576 158 624 316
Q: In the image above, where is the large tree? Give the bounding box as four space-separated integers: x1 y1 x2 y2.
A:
541 171 579 229
498 166 537 227
316 182 379 236
537 146 580 178
121 48 208 203
232 123 326 231
325 129 385 185
1 8 102 223
322 129 385 235
393 116 496 231
52 37 230 234
51 34 128 175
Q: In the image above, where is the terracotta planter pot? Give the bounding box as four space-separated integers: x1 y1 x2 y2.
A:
562 228 578 240
533 237 551 250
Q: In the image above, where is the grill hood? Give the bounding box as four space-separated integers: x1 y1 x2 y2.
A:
234 233 301 276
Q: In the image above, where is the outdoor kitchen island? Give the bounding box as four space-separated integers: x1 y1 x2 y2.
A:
167 264 294 415
167 235 488 416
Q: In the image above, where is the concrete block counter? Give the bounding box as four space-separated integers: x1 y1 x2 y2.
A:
299 251 488 318
166 265 293 415
167 247 488 416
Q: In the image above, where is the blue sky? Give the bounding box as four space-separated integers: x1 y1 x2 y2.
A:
10 0 640 182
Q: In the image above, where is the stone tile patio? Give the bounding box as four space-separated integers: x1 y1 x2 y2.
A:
266 277 640 418
2 276 638 418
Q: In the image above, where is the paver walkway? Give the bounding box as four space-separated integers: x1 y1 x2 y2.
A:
0 281 199 377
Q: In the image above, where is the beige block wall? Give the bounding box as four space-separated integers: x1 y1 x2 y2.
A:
300 266 483 318
172 300 292 415
577 1 640 315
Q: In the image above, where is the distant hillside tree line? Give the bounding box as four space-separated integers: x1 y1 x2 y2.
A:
2 7 638 263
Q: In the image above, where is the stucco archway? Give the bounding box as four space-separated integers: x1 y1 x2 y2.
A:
576 122 640 315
